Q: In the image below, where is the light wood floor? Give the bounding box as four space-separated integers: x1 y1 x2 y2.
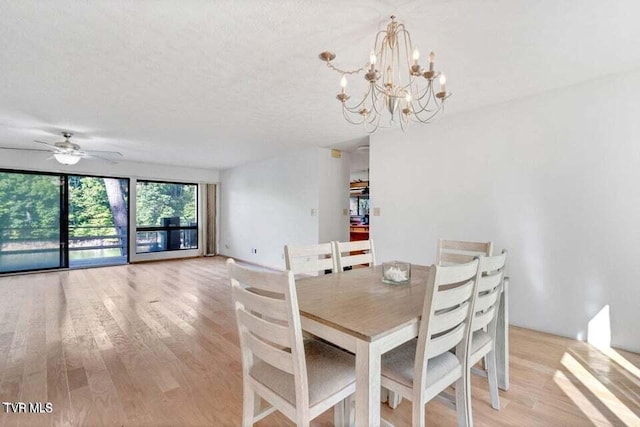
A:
0 257 638 426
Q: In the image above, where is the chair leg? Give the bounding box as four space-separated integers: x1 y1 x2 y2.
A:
380 386 389 403
455 370 472 427
388 390 402 409
486 349 501 410
334 399 346 427
242 385 256 427
412 399 426 427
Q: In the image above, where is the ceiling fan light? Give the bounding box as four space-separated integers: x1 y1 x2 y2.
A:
53 153 81 165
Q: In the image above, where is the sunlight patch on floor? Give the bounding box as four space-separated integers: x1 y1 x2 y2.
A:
561 352 640 426
553 370 613 426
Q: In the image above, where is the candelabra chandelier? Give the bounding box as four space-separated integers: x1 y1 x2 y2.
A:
319 15 451 133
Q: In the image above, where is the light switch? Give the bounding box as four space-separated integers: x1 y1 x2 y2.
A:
343 208 349 216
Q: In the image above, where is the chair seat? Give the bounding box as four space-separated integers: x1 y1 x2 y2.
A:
471 330 492 355
250 339 355 407
381 338 460 389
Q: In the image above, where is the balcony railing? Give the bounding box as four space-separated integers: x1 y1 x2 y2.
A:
0 225 127 272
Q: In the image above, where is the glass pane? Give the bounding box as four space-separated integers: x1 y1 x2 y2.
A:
135 181 198 253
136 181 197 227
68 176 129 268
0 172 62 273
135 229 197 253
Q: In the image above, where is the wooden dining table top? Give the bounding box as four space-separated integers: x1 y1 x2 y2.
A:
296 265 431 342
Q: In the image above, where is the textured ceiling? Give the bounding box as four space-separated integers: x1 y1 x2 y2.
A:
1 0 639 170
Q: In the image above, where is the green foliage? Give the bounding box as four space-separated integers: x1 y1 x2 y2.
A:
0 172 61 239
135 182 197 227
68 177 122 237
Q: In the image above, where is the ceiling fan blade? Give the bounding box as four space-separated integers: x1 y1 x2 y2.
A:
0 146 54 153
34 140 58 148
84 149 123 157
82 153 119 164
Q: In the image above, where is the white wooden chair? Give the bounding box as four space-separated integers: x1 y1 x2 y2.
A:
334 239 376 271
468 251 508 412
284 243 337 277
387 239 492 412
437 239 492 266
227 259 355 427
380 259 480 427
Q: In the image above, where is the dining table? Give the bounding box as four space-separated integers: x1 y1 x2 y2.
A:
296 264 509 427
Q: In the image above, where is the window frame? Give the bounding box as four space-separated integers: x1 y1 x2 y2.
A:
134 179 199 254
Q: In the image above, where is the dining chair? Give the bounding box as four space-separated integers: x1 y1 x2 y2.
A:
437 239 493 265
227 259 356 427
468 251 508 411
284 243 337 277
380 259 481 427
334 239 376 271
386 239 493 411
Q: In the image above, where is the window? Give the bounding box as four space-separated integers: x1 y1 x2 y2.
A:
135 181 198 253
0 171 63 273
0 170 130 273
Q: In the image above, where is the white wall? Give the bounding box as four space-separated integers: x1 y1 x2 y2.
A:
219 148 321 270
219 147 351 269
318 150 350 243
370 70 640 353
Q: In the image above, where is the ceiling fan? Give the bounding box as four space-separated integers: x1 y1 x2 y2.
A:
0 132 123 165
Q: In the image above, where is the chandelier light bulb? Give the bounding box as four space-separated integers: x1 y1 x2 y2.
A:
429 51 435 63
340 75 347 88
370 51 377 65
405 93 412 102
412 48 420 62
439 73 447 93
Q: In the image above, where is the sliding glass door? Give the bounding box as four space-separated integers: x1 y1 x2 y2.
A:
0 171 64 273
0 170 130 273
68 176 129 268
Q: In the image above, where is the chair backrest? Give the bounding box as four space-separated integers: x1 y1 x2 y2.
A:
413 259 480 399
437 239 493 266
284 243 337 276
472 251 508 334
227 259 310 411
334 239 376 271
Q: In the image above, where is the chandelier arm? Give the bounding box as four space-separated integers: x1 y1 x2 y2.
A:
412 104 445 123
372 29 388 54
414 82 433 102
370 87 386 116
399 28 414 76
342 106 365 125
343 84 374 112
363 111 382 134
414 85 437 111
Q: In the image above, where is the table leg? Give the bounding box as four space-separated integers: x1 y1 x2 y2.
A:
497 278 510 390
356 339 381 427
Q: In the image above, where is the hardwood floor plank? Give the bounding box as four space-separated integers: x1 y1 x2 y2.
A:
0 256 637 426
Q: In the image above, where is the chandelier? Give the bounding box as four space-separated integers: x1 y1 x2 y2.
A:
319 16 451 133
